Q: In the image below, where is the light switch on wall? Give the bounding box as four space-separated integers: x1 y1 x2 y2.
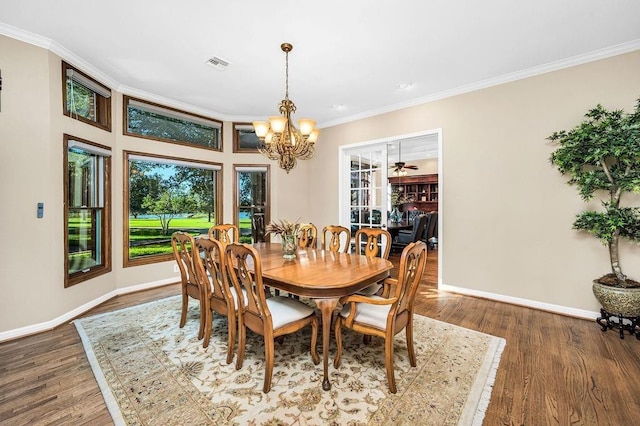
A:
37 202 44 218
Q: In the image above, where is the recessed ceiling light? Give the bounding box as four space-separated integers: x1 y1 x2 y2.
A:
397 82 414 91
206 57 230 70
332 104 346 111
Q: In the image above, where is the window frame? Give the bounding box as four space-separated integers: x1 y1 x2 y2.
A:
233 122 260 153
233 164 271 243
123 151 223 267
123 96 223 152
63 134 112 287
62 62 112 132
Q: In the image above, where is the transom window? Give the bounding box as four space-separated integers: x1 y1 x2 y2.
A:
62 62 112 131
124 96 222 151
124 152 222 266
64 135 112 287
233 123 260 153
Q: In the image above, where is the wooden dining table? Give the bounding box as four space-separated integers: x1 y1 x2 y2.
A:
252 242 393 390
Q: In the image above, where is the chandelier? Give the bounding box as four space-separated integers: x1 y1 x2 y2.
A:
253 43 319 173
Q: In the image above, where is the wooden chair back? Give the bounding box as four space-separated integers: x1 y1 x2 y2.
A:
388 241 428 316
208 224 239 247
320 225 351 253
194 236 239 360
298 223 318 248
353 228 392 259
171 231 204 339
224 243 270 333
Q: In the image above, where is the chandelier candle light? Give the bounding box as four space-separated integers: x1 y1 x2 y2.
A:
253 43 319 173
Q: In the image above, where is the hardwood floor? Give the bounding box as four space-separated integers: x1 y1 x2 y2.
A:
1 248 639 425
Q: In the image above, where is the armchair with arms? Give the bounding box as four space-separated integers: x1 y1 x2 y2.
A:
333 241 427 393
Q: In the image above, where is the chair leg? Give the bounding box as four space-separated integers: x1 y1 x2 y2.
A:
406 318 417 367
235 317 246 371
310 318 320 365
202 309 212 349
196 298 205 340
226 314 236 365
263 337 275 393
385 336 397 394
333 317 343 368
363 335 372 344
179 292 188 328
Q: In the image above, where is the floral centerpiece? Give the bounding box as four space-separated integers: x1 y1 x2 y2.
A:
265 218 301 259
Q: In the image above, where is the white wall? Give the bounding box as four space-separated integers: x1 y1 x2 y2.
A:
0 35 311 335
309 50 640 314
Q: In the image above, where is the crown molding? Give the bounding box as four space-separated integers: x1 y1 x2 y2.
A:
320 39 640 129
3 22 639 128
117 85 242 122
0 22 52 49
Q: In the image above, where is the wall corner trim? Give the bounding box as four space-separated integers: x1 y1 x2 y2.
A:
439 283 600 320
0 278 178 343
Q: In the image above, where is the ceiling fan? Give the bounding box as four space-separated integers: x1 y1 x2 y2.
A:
389 143 418 176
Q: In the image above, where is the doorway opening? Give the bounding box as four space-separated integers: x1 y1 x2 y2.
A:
339 129 442 287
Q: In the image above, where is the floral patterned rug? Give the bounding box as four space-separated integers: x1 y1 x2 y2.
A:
74 296 505 425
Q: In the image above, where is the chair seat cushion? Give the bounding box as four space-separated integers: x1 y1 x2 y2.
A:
339 296 391 329
266 296 316 329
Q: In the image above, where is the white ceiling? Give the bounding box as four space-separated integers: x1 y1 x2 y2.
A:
2 0 640 129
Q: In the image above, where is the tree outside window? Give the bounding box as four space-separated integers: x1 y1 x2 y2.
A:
125 153 221 266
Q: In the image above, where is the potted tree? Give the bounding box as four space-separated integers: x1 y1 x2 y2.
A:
548 99 640 337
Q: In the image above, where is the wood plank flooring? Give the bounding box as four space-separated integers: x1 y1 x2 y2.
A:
1 248 639 425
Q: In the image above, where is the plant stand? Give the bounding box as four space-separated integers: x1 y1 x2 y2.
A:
596 308 640 340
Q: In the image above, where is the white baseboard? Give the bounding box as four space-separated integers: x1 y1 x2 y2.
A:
0 278 177 343
439 283 600 320
1 278 601 343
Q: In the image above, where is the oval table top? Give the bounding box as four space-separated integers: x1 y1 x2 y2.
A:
252 243 393 298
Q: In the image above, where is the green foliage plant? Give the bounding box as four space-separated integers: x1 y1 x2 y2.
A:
548 99 640 288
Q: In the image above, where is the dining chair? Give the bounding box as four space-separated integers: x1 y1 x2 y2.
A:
208 223 239 247
423 211 438 249
320 225 351 253
353 227 393 296
194 237 247 363
393 214 429 252
333 241 427 394
225 243 320 393
171 231 205 340
297 223 318 248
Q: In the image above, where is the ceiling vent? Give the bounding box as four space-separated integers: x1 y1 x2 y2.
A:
206 57 229 70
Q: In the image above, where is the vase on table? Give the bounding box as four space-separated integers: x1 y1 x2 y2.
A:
390 207 403 223
281 233 297 259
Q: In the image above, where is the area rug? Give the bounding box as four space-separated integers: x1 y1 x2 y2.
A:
73 296 505 425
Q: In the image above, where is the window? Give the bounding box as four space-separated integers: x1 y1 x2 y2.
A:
64 134 111 287
124 152 222 266
62 62 112 131
124 96 222 151
234 165 270 243
348 149 385 235
233 123 260 153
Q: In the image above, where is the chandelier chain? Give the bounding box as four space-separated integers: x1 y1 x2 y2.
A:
285 49 289 101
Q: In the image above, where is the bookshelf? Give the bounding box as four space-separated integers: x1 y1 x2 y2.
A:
388 173 438 212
